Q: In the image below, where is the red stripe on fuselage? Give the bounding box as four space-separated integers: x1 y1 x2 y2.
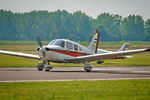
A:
49 49 89 57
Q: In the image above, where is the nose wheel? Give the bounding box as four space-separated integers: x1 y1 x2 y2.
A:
37 61 52 72
44 62 53 72
37 62 44 71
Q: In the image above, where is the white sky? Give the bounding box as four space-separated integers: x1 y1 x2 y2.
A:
0 0 149 20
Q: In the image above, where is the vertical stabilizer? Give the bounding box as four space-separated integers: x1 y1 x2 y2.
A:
88 29 100 53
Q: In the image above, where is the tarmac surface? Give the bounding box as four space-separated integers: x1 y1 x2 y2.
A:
0 67 150 82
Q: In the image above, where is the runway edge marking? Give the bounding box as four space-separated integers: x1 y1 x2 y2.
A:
0 78 150 83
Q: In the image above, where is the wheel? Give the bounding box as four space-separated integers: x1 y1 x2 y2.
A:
85 69 92 72
37 63 44 71
45 69 50 72
44 63 52 72
84 63 93 72
38 68 43 71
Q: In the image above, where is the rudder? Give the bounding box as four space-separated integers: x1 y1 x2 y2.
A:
88 29 100 53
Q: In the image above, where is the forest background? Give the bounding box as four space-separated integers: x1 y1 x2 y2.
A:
0 10 150 41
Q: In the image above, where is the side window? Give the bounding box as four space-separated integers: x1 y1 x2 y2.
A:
79 46 82 51
74 44 78 51
66 42 73 50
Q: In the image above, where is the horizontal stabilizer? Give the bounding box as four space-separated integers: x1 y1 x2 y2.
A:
118 42 130 51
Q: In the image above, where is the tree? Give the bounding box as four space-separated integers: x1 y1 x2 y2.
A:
144 19 150 41
94 13 122 41
120 15 145 41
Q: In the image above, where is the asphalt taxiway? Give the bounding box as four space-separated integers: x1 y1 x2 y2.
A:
0 67 150 82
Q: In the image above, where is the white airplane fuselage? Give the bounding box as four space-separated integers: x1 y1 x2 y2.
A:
37 39 94 63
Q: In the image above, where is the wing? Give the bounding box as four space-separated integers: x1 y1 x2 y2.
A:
66 49 150 63
0 50 40 60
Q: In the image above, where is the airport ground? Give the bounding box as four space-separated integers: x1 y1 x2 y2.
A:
0 41 150 100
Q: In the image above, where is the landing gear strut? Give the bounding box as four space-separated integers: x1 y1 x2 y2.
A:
84 62 93 72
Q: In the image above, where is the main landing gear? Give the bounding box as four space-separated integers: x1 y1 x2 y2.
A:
37 61 52 72
37 61 93 72
84 62 93 72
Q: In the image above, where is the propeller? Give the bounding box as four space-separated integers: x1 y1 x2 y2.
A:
36 37 43 48
36 37 46 59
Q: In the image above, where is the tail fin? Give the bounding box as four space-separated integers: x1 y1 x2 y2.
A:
88 29 100 53
118 42 130 51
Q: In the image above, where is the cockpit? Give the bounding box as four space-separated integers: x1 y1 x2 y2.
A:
48 39 82 51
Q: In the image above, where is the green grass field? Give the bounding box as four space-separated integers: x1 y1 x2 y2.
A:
0 79 150 100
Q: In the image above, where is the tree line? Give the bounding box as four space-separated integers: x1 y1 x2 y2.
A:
0 10 150 41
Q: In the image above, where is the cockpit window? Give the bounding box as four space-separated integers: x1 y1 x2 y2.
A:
48 40 65 48
79 46 82 51
74 44 78 51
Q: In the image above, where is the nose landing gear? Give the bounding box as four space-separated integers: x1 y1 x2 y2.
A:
44 62 53 72
37 62 44 71
37 61 52 72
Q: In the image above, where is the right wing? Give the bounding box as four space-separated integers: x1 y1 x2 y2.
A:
66 48 150 63
0 50 40 60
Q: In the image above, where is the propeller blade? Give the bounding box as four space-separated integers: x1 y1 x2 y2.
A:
36 37 43 47
42 51 46 58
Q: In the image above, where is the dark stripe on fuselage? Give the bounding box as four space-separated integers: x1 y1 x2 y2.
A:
49 49 89 57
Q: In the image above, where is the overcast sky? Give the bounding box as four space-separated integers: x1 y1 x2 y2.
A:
0 0 149 20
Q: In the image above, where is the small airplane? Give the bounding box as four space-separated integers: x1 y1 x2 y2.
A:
0 30 149 72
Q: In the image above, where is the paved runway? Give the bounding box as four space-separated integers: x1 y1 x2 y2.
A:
0 67 150 82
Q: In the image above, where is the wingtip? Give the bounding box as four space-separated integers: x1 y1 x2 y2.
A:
145 48 150 51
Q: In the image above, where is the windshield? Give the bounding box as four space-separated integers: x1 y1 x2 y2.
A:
49 39 65 48
48 40 57 45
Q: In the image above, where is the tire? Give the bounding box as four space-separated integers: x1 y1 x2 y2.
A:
85 69 91 72
45 69 50 72
37 68 43 71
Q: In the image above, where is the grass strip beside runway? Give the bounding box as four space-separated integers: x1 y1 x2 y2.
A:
0 79 150 100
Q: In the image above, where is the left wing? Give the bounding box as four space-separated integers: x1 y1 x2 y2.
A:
66 48 150 63
0 50 40 60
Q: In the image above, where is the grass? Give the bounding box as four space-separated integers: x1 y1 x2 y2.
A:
0 79 150 100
